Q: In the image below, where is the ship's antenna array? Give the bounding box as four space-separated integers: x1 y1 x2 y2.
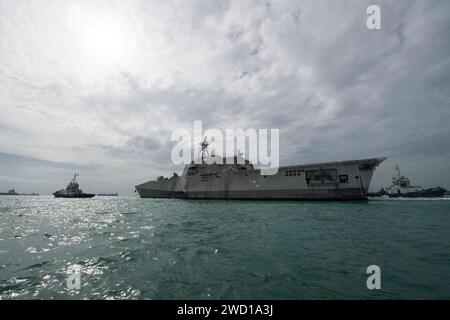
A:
198 137 210 163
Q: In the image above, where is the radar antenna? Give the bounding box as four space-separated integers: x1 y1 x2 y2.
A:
198 137 210 164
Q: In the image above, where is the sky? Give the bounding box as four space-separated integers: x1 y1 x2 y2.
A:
0 0 449 195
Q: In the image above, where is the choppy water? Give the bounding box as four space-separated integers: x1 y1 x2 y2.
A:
1 195 450 299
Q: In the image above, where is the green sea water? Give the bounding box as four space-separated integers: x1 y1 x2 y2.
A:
1 196 449 299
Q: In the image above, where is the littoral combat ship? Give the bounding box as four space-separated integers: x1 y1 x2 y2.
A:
135 139 386 200
53 174 95 198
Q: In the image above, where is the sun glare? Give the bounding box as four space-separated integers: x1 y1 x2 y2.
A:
74 11 136 67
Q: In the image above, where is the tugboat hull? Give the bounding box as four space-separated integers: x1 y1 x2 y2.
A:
53 193 95 198
388 188 447 198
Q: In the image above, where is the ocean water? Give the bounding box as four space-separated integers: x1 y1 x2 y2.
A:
0 195 449 299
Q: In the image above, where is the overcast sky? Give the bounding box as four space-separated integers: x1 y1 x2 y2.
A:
1 0 449 194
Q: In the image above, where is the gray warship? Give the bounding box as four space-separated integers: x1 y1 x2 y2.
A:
53 174 95 198
135 139 386 200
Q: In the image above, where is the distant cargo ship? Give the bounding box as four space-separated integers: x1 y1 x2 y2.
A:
135 138 386 200
0 189 39 196
97 193 119 196
53 174 95 198
0 189 19 195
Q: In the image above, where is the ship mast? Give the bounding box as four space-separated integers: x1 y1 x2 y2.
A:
395 164 401 180
198 137 210 164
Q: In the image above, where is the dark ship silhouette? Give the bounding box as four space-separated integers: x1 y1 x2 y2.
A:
369 165 447 198
0 189 38 196
53 174 95 198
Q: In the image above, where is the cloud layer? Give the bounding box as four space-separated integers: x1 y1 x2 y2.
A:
1 0 449 194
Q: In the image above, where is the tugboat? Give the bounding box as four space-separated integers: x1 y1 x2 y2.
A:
386 165 447 198
53 174 95 198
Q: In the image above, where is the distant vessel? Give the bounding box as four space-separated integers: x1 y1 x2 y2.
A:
384 165 447 198
97 193 118 196
53 174 95 198
136 138 386 200
0 189 18 195
0 189 39 196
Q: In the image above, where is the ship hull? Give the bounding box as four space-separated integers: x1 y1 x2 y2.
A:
136 188 366 200
135 189 185 198
53 193 95 198
136 158 386 201
388 188 446 198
